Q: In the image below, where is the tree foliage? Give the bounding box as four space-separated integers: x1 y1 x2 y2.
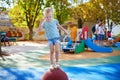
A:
8 5 26 27
45 0 71 24
0 0 17 8
8 0 70 40
70 0 120 24
97 0 120 24
70 1 105 23
3 0 120 40
17 0 44 40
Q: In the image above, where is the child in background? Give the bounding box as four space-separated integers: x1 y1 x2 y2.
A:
70 24 77 42
37 7 68 70
97 22 105 46
95 20 101 44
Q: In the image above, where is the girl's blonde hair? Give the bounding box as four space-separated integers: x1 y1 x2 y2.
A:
43 7 53 16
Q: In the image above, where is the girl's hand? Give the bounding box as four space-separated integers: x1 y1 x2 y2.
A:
40 18 45 23
36 28 40 33
37 28 40 31
36 18 45 32
65 30 70 35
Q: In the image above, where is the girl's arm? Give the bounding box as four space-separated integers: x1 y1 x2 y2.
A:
37 18 44 32
57 24 69 35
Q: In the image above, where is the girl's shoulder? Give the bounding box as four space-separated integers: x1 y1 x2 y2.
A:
42 21 46 25
53 19 58 21
53 19 59 24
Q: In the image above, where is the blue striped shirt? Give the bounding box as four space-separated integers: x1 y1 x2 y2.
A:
42 19 60 40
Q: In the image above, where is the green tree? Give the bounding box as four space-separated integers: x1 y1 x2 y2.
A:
17 0 44 40
85 0 105 22
70 0 120 29
8 5 26 28
97 0 120 24
70 1 105 23
8 0 71 40
45 0 71 24
0 0 17 8
0 0 16 60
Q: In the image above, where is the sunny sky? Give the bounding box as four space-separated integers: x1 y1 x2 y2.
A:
0 0 90 9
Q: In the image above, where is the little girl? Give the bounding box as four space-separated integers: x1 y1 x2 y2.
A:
37 7 68 70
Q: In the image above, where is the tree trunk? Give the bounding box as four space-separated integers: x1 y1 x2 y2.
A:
107 17 110 31
0 34 5 61
28 26 33 40
0 34 1 54
110 22 113 32
78 18 83 29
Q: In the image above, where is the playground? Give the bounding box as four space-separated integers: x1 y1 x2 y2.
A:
1 23 120 80
0 40 120 80
1 24 120 80
0 0 120 80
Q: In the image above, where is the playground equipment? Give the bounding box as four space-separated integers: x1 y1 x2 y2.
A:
62 26 113 53
114 42 120 47
85 37 113 53
62 31 85 53
42 68 68 80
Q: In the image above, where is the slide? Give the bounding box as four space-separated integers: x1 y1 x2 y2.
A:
62 38 74 52
75 40 85 54
85 38 113 53
114 42 120 47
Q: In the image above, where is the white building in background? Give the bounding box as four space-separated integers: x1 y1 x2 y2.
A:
111 25 120 36
105 19 120 37
0 9 13 27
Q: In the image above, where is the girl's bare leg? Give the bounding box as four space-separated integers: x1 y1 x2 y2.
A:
55 43 60 68
49 45 54 69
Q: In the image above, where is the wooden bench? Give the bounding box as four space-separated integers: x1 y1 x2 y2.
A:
0 30 22 46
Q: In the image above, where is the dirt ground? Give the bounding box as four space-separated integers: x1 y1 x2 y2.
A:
40 50 120 61
1 41 120 61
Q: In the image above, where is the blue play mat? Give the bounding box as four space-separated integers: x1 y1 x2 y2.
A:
0 63 120 80
112 47 120 51
0 42 120 80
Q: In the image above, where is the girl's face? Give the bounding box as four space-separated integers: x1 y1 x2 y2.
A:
45 12 53 22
